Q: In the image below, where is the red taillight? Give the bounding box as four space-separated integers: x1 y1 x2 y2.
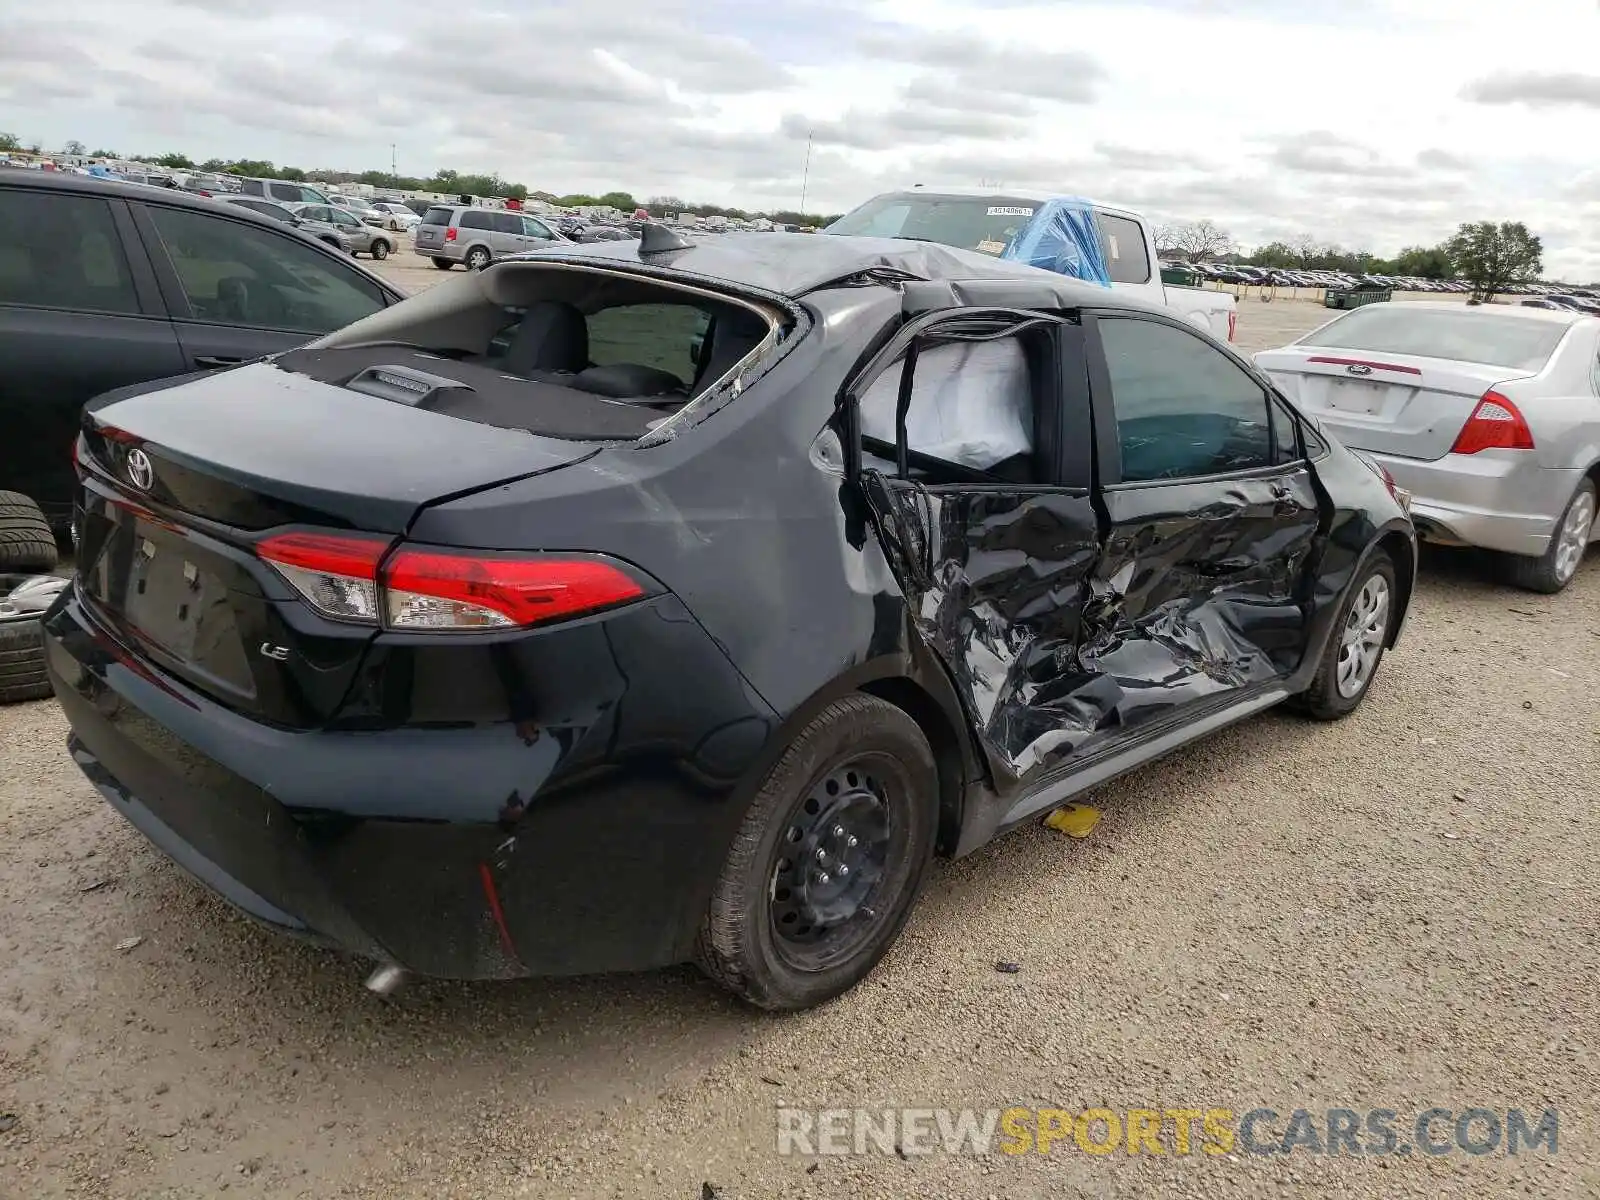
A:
257 533 646 630
258 531 387 623
444 227 457 241
1450 390 1535 455
384 548 645 630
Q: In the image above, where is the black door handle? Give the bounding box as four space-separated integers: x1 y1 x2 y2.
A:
194 355 244 369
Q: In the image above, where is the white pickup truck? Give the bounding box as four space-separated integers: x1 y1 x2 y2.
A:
824 187 1238 343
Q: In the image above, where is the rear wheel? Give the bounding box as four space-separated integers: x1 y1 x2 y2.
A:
431 258 453 270
0 491 58 573
1296 550 1395 720
465 246 491 271
1504 480 1595 594
697 695 937 1011
369 239 390 260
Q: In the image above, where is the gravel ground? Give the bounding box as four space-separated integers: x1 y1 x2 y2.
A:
2 290 1597 1199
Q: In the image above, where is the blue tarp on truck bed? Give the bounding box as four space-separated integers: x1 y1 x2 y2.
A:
1000 198 1112 287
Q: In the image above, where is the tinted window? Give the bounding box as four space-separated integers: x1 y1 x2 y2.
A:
268 182 301 203
1270 398 1301 462
825 193 1038 256
1304 306 1569 370
1100 317 1272 482
1097 212 1151 285
421 206 454 226
230 198 294 224
146 206 386 334
240 180 266 196
587 304 708 385
460 210 493 231
329 210 362 230
0 190 140 314
490 211 523 234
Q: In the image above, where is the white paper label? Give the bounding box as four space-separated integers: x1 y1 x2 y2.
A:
987 206 1034 217
1107 234 1121 260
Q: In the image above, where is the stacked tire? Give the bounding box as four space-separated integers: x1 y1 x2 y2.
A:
0 491 63 706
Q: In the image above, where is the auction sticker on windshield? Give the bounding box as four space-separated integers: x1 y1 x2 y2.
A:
987 206 1033 217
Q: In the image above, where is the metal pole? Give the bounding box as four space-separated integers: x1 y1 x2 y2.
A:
390 143 397 179
800 129 813 215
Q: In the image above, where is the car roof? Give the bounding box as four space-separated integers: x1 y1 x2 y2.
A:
0 168 307 227
513 228 1138 303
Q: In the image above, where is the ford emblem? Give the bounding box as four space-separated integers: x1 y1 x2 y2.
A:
126 448 154 490
1346 363 1373 377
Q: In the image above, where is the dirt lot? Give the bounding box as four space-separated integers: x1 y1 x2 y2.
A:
2 287 1597 1199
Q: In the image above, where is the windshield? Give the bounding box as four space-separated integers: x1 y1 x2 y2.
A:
1304 306 1571 371
824 193 1039 256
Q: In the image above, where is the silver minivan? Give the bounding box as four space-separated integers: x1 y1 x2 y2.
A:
413 205 566 270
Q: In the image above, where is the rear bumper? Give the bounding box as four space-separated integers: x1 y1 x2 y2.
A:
414 240 462 261
45 585 778 980
1367 451 1580 557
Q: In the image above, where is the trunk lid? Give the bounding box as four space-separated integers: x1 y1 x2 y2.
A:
81 360 596 532
1255 349 1531 460
75 360 597 727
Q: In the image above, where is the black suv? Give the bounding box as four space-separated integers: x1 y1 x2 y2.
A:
0 172 404 528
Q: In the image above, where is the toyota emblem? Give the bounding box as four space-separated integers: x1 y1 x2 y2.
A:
126 448 154 491
1345 363 1373 377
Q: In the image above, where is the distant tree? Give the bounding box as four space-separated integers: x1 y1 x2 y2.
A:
1246 241 1298 269
227 159 277 177
63 139 86 156
199 158 228 172
504 183 527 201
156 152 194 169
597 191 635 210
1445 221 1542 302
1287 233 1322 267
0 132 22 152
1153 219 1235 264
279 166 306 181
1392 244 1454 280
89 147 118 158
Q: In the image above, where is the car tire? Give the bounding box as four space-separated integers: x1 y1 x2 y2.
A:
465 246 491 271
0 491 59 573
1295 549 1396 720
370 239 390 260
696 694 938 1012
1503 479 1595 594
0 615 50 705
431 258 453 270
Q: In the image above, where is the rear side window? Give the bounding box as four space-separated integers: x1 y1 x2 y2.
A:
1304 307 1569 370
421 207 454 226
460 210 493 231
146 205 386 334
234 198 293 224
490 211 522 234
587 303 708 386
1097 212 1151 284
0 189 140 315
1099 316 1272 482
268 182 301 203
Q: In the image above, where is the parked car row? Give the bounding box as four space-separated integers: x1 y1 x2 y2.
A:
1175 260 1595 298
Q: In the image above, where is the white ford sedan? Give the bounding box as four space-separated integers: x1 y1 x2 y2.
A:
1256 303 1600 593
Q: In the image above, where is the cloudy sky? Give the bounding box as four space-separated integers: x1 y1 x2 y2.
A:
5 0 1600 277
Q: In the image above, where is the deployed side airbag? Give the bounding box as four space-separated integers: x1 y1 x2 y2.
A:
858 340 1034 470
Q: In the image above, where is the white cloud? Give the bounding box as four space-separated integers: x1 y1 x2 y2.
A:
2 0 1597 278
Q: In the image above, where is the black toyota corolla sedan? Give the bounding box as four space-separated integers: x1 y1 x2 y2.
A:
44 230 1415 1011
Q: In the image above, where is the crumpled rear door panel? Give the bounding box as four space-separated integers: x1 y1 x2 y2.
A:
1072 468 1322 755
861 472 1100 786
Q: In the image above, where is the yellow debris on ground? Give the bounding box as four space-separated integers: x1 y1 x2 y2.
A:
1043 804 1102 838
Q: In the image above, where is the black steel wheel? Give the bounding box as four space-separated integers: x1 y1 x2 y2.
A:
697 694 937 1011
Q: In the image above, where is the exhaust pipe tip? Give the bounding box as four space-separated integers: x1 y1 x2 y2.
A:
364 964 408 997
